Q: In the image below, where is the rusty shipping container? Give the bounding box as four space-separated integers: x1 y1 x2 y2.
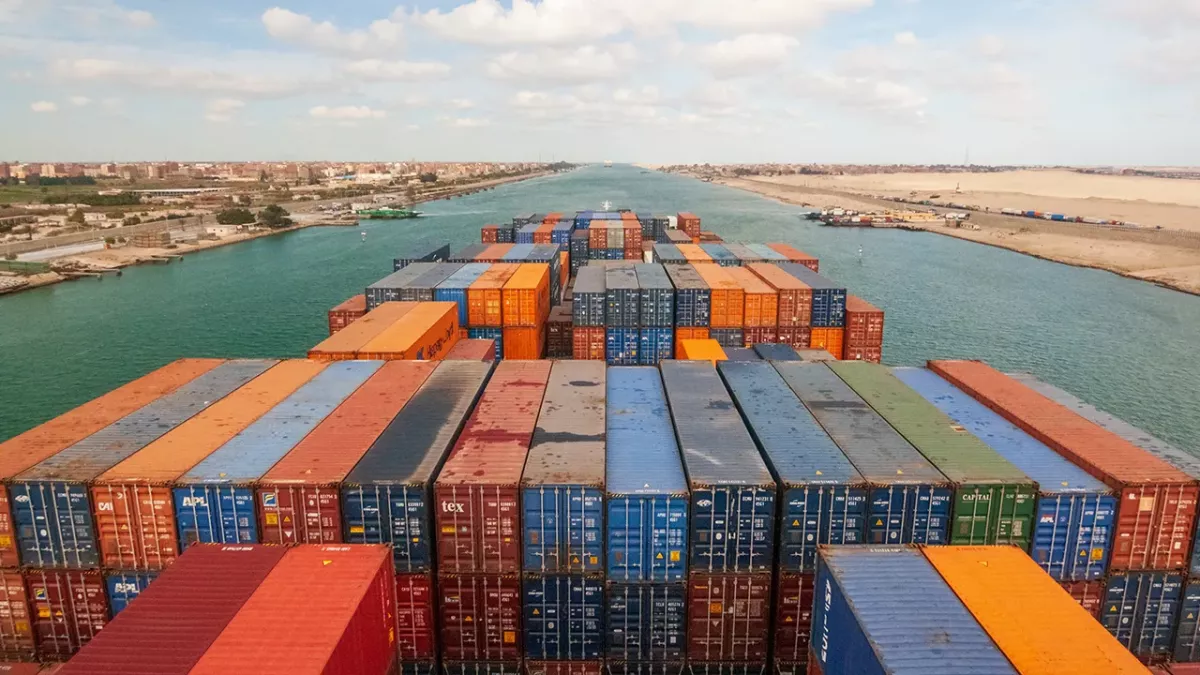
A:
189 545 397 675
328 294 368 336
447 339 498 361
686 573 771 663
0 359 222 568
257 361 435 547
0 570 34 660
438 572 522 666
395 572 436 663
842 295 884 363
930 360 1200 571
24 569 107 659
93 359 327 570
435 361 553 573
58 544 287 675
774 573 815 668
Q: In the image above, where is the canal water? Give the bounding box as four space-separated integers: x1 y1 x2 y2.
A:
2 164 1197 453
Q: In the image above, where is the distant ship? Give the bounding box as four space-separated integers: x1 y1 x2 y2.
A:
603 160 613 168
356 207 421 220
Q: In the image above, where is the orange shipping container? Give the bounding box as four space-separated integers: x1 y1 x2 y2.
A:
677 339 725 364
923 546 1146 674
844 295 884 345
559 250 569 288
724 267 778 329
0 358 222 568
572 327 605 361
533 222 555 245
468 264 519 327
91 360 327 570
503 325 546 360
475 243 513 263
676 243 712 265
328 294 367 336
809 327 844 359
257 362 436 546
309 303 418 361
502 264 550 327
692 264 744 328
544 212 563 223
746 263 812 328
765 243 819 272
675 327 710 344
357 302 459 361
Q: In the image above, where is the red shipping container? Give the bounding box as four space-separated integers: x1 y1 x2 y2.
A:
687 573 771 662
438 573 522 661
746 263 811 328
1060 580 1104 619
843 295 884 361
0 570 34 660
765 243 819 273
776 327 811 350
435 361 552 573
24 570 107 659
588 223 609 250
257 361 436 545
930 360 1200 571
328 294 368 336
0 664 42 675
527 662 604 675
59 544 287 674
743 327 777 348
482 225 499 244
572 327 605 361
1170 665 1200 675
774 573 814 666
534 222 555 245
677 213 701 240
447 339 497 361
396 572 436 662
842 345 882 364
190 545 397 675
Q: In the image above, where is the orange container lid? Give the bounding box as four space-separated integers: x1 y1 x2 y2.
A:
309 303 418 358
357 302 458 355
470 263 519 290
846 295 883 313
724 267 773 294
503 263 550 291
679 339 727 363
746 263 808 291
691 263 739 291
330 295 366 313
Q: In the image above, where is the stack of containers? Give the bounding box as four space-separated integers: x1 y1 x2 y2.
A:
327 294 367 336
343 361 494 675
605 268 639 366
547 304 574 358
892 367 1116 584
691 265 743 349
533 220 555 245
482 225 500 243
605 367 688 675
12 360 271 658
502 263 551 359
765 244 819 273
776 264 845 358
722 243 766 266
653 244 685 265
724 267 777 347
589 223 620 261
436 263 492 330
575 211 593 229
676 244 711 266
308 303 418 360
527 245 565 307
665 264 711 344
366 263 438 309
774 363 953 547
570 231 590 275
172 361 381 549
660 361 776 673
517 223 541 244
504 244 536 263
842 295 885 363
521 362 607 675
622 216 643 260
477 244 515 263
635 264 674 364
468 264 519 360
572 267 606 361
747 263 811 350
719 362 866 673
552 219 574 246
929 359 1200 663
435 361 552 675
676 213 701 242
399 264 467 301
698 244 738 268
452 244 488 263
744 244 788 263
829 362 1036 548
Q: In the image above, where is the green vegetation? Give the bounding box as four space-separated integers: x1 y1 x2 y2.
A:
258 204 292 228
123 216 141 226
42 192 141 207
27 176 96 186
67 209 85 225
418 172 438 183
216 208 256 225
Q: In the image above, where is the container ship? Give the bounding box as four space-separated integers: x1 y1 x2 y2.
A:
0 208 1190 674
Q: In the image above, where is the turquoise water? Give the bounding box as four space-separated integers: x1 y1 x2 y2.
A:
2 165 1198 454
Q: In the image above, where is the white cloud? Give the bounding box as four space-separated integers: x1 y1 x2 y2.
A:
30 100 57 113
262 7 402 55
205 98 245 123
310 105 386 120
68 95 91 106
698 33 799 77
509 88 671 127
978 35 1005 58
487 44 636 84
342 59 451 81
50 58 327 98
894 31 918 46
799 72 928 120
58 2 156 29
441 116 492 128
406 124 420 131
449 98 475 109
125 9 155 28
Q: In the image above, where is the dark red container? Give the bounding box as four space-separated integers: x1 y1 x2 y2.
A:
742 328 776 348
774 573 814 666
438 573 522 661
1060 580 1104 619
0 664 43 675
483 226 500 244
687 573 771 662
527 662 604 675
435 361 552 573
397 572 436 661
842 295 883 362
842 346 882 363
0 570 34 660
677 213 701 241
24 570 107 659
59 544 287 674
328 294 368 336
806 650 824 675
448 339 498 361
190 544 396 675
776 328 811 350
547 306 573 358
572 327 605 361
444 662 521 675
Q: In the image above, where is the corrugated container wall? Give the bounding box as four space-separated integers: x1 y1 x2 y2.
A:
366 263 438 310
606 268 640 328
438 573 522 665
104 571 155 615
830 362 1036 548
13 360 273 568
24 569 108 658
468 264 519 328
437 263 493 327
663 265 710 328
523 574 606 659
660 361 776 573
635 264 674 329
308 302 418 360
0 570 33 660
328 294 367 336
1175 579 1200 662
1103 571 1184 661
402 263 465 302
573 267 607 327
894 368 1115 580
776 264 844 328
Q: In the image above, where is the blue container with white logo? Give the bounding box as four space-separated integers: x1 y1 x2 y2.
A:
106 571 157 615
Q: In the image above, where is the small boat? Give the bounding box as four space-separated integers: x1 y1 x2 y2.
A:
355 207 421 219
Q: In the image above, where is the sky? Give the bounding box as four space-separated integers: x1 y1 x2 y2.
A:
1 0 1197 164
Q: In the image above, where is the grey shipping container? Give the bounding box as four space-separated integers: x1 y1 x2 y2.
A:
607 582 686 662
722 348 758 361
13 360 275 568
654 244 686 265
663 265 710 328
699 244 738 268
366 263 438 310
522 361 607 573
574 267 607 327
451 244 488 263
752 344 800 361
606 268 640 328
394 244 451 271
342 361 494 571
719 362 866 572
660 361 776 573
744 244 787 262
504 243 535 261
635 264 675 329
721 243 765 266
400 263 465 302
773 363 952 546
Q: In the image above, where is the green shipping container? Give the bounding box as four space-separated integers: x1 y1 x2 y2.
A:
828 361 1036 548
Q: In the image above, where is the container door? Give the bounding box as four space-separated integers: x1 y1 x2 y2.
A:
779 487 866 573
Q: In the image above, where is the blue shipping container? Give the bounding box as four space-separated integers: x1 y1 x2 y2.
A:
467 328 503 360
436 263 492 327
607 582 686 661
699 244 738 267
607 328 639 366
342 361 493 571
504 243 535 261
174 361 380 548
1175 579 1200 662
606 368 688 582
720 362 867 572
523 574 605 659
811 546 1016 674
660 362 776 573
517 224 539 244
893 367 1115 580
1104 571 1183 661
638 329 674 365
12 360 272 568
106 571 157 615
745 244 788 262
777 263 846 328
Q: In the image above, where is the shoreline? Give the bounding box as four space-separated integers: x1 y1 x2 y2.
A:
707 175 1200 297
